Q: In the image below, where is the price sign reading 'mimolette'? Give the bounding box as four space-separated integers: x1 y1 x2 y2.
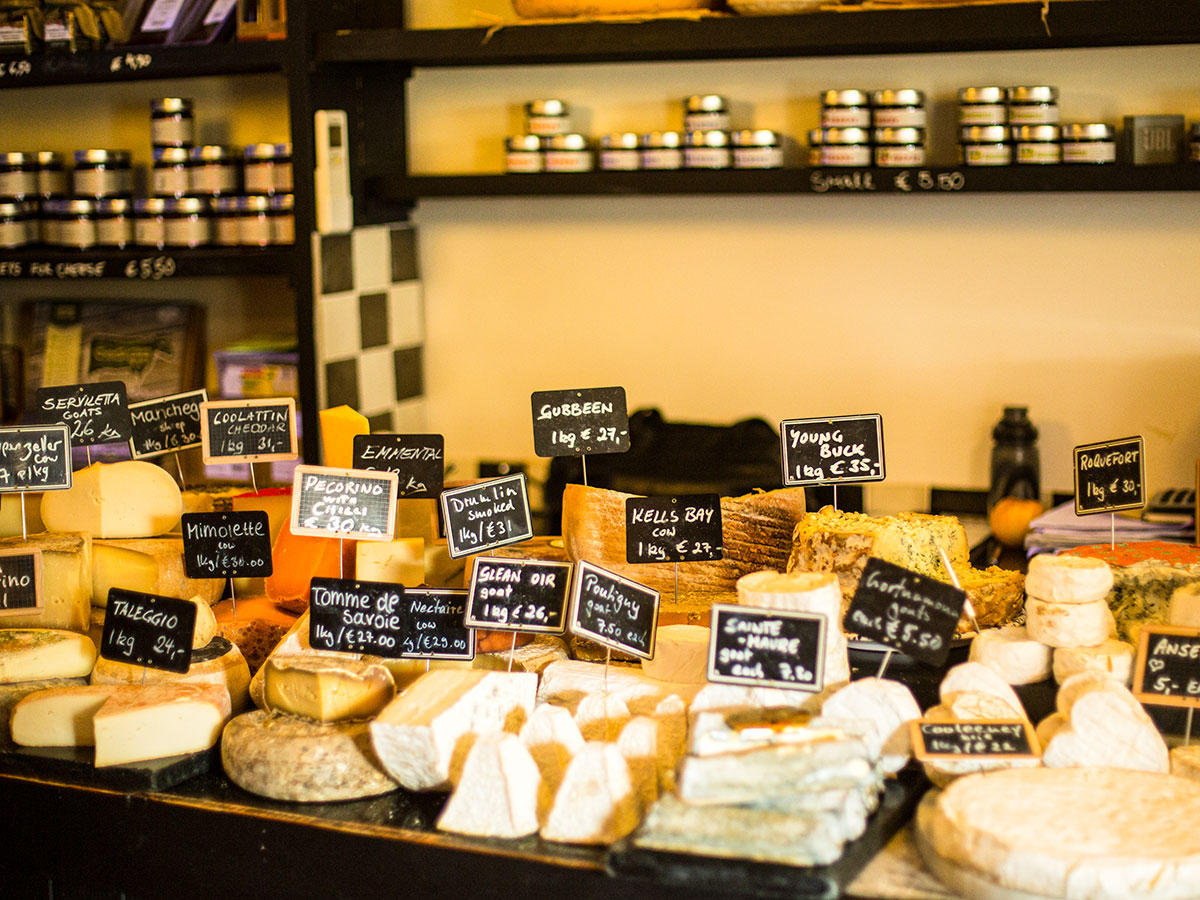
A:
780 414 885 486
1073 435 1145 515
181 511 273 579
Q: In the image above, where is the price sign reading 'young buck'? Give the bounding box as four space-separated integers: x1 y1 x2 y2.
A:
181 511 273 579
466 557 572 633
707 604 826 693
35 381 132 448
308 577 408 657
400 588 475 660
569 560 659 660
100 589 197 674
290 465 398 541
780 414 885 486
440 474 534 558
0 425 71 492
1074 435 1145 515
128 388 208 459
531 387 631 457
1132 625 1200 708
911 720 1039 761
352 433 445 499
625 494 723 564
844 557 966 667
200 397 298 464
0 549 42 616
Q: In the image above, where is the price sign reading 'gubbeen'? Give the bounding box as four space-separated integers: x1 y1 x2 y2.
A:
100 589 196 674
0 549 42 616
200 397 298 464
35 381 131 448
465 557 572 634
400 589 475 660
1074 435 1145 515
911 720 1039 761
440 474 534 558
0 425 71 492
780 414 885 486
309 577 408 658
290 465 398 541
181 511 273 579
531 387 631 457
706 604 826 693
569 560 659 660
128 388 208 459
843 557 966 667
352 433 445 499
625 494 723 564
1132 625 1200 709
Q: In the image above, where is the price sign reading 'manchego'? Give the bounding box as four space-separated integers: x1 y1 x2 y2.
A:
128 388 208 459
200 397 298 464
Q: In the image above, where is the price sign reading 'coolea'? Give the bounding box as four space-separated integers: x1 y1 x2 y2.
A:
128 388 207 459
1074 435 1145 515
780 414 885 486
35 381 132 448
531 387 630 457
911 720 1039 761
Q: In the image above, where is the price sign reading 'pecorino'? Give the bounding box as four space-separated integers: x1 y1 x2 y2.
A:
0 549 42 616
290 465 398 541
100 589 196 674
1132 625 1200 708
911 720 1039 761
569 560 659 660
200 397 298 464
352 433 444 499
780 414 885 486
309 577 408 657
0 425 71 492
181 511 273 579
440 474 534 558
531 387 630 457
707 604 826 693
625 494 723 564
465 557 571 633
1074 435 1145 515
35 381 132 447
128 388 207 459
401 589 475 660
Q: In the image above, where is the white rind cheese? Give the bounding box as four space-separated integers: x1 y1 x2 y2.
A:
520 703 584 794
10 684 122 746
1052 639 1135 686
1170 745 1200 781
41 461 182 539
616 715 662 813
574 692 631 742
939 662 1027 720
94 683 230 766
1044 675 1168 773
90 635 250 713
640 625 709 684
541 742 640 845
1025 596 1115 648
0 629 96 683
968 625 1053 685
536 659 700 716
1025 554 1114 604
437 732 547 838
820 677 921 774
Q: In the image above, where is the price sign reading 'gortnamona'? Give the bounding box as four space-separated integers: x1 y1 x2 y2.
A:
625 494 723 564
569 560 659 660
707 604 826 693
1074 435 1145 515
0 425 71 492
128 388 207 459
531 387 630 457
466 557 571 634
181 511 273 579
35 381 132 448
290 465 398 541
780 414 885 486
440 474 534 558
100 589 196 674
200 397 298 464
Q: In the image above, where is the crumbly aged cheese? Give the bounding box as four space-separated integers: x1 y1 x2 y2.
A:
263 655 394 722
93 537 225 608
354 538 424 587
1170 745 1200 781
939 662 1027 720
318 405 369 470
0 676 87 743
520 703 584 793
575 692 631 742
1168 581 1200 628
0 629 96 683
90 635 250 713
41 462 182 539
1026 596 1115 648
10 684 123 746
541 742 640 845
222 709 398 802
213 596 294 673
821 677 921 774
536 659 701 716
640 624 709 684
1052 639 1135 686
1043 675 1168 773
955 565 1027 633
94 683 230 766
968 625 1053 685
0 533 91 633
437 732 547 838
1026 553 1114 604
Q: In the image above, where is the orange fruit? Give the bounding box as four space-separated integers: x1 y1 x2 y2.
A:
989 497 1045 548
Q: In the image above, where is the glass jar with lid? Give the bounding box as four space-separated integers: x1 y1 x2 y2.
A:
152 147 191 198
244 143 292 194
269 193 294 245
524 100 570 136
0 201 32 248
641 131 684 171
134 198 167 249
684 130 731 169
684 95 730 133
1061 123 1116 164
731 129 783 169
819 127 872 167
95 198 133 248
504 135 543 173
544 134 593 173
872 89 926 129
874 127 926 167
237 195 271 247
958 87 1008 126
163 197 210 247
598 133 641 171
821 90 871 129
213 196 240 246
1012 124 1062 164
0 152 37 199
73 150 132 198
150 98 194 148
57 199 97 249
35 151 67 199
960 125 1012 166
189 145 240 196
1007 86 1059 125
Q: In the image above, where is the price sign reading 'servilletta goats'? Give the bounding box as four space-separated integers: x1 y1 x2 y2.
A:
531 387 631 457
779 414 886 486
1073 435 1145 515
200 397 298 464
290 465 398 541
128 388 208 459
625 494 723 564
1132 625 1200 709
465 557 572 634
911 720 1040 762
352 433 445 499
706 604 826 693
181 511 274 579
440 473 534 559
843 557 966 667
35 381 132 448
0 425 71 492
100 588 197 674
569 560 660 660
0 549 42 616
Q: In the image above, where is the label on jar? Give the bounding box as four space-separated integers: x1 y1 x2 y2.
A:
873 107 927 129
151 118 194 148
238 214 271 247
808 147 822 167
1062 141 1116 164
600 150 641 171
152 167 190 197
544 151 593 173
684 112 731 132
821 107 871 128
820 144 871 167
60 217 96 249
733 146 783 169
1016 142 1062 164
135 218 165 248
191 165 238 194
963 143 1012 166
505 152 543 174
1007 104 1060 125
203 0 238 26
165 216 209 248
684 147 731 169
141 0 186 31
875 145 926 167
275 161 293 192
73 167 123 197
97 217 132 247
244 163 276 194
0 219 26 249
527 117 570 137
642 148 683 170
959 104 1007 125
0 169 36 198
270 214 294 245
40 217 60 245
215 217 239 246
37 169 66 196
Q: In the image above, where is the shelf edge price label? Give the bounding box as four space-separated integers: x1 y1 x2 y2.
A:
290 465 398 541
625 494 723 564
128 388 208 459
465 557 572 634
181 510 274 579
100 588 196 674
531 386 631 457
309 577 408 658
440 473 534 559
706 603 826 693
0 549 43 617
568 560 659 660
35 381 132 448
352 433 445 499
911 720 1040 762
780 413 885 486
399 588 475 660
200 397 298 464
1073 435 1145 515
0 424 72 493
1132 625 1200 708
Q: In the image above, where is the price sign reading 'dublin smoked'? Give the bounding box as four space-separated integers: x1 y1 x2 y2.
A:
35 381 132 448
181 511 273 579
569 560 659 660
128 388 208 459
1074 435 1145 515
290 465 398 541
200 397 298 464
911 720 1039 761
0 425 71 492
100 589 196 674
465 557 572 634
531 387 631 457
780 414 885 486
1132 625 1200 708
706 604 826 693
0 549 42 616
625 494 723 564
309 577 408 658
440 474 534 559
352 433 445 499
400 588 475 660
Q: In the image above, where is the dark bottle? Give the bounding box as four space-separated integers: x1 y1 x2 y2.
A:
988 406 1040 508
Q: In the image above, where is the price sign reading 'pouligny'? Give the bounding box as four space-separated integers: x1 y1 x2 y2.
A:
531 387 630 457
352 433 445 499
843 557 966 667
569 560 659 660
128 388 208 459
780 414 885 486
465 557 572 634
35 381 132 448
401 588 475 660
0 425 71 492
0 549 42 616
100 588 196 674
706 604 826 693
309 577 408 658
290 465 398 541
200 397 298 464
1132 625 1200 708
440 474 534 559
181 511 273 579
625 494 723 564
1074 435 1145 515
911 720 1039 761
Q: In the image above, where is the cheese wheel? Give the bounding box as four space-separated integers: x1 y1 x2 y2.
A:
93 537 225 609
1025 596 1115 648
10 684 123 746
1044 675 1168 773
968 625 1053 685
1168 581 1200 628
1171 745 1200 781
1052 638 1135 686
0 676 87 742
938 662 1027 720
263 655 394 722
821 677 920 774
640 624 709 684
89 635 250 713
1025 553 1114 604
41 461 182 539
736 570 849 687
94 683 230 766
0 629 96 683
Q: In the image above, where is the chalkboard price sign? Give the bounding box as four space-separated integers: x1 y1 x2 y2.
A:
35 381 132 448
1132 625 1200 708
200 397 298 464
911 720 1039 761
706 603 826 693
0 425 71 492
1074 435 1145 515
309 577 408 658
100 588 196 674
0 549 42 617
843 557 966 667
465 557 572 634
352 433 444 499
181 511 273 579
440 474 534 559
400 588 475 660
290 465 398 541
128 388 208 459
531 387 631 457
569 560 660 660
780 414 886 486
625 494 723 564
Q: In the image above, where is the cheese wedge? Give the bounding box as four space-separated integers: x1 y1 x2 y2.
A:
575 691 632 742
617 715 662 812
355 538 424 587
536 659 701 716
541 742 640 845
0 629 96 683
1043 676 1168 773
10 684 124 746
0 533 91 633
821 677 921 774
0 676 87 743
1026 596 1115 648
939 662 1028 720
93 683 230 766
263 519 352 613
90 635 250 713
93 537 225 608
318 405 368 470
263 655 395 722
230 488 292 546
212 595 295 673
437 733 547 838
41 461 182 539
520 703 584 794
1025 553 1114 604
968 624 1053 685
189 596 218 648
1052 638 1135 686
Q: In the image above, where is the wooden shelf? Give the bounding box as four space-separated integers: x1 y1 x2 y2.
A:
0 246 295 280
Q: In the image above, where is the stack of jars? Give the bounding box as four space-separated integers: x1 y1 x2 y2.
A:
958 86 1116 166
810 89 927 167
505 100 594 173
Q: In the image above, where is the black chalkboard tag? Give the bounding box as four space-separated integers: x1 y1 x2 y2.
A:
440 473 534 559
352 433 445 499
0 549 42 617
181 511 274 579
128 388 208 460
465 557 572 634
1074 435 1145 515
290 465 398 541
780 414 886 486
100 589 196 674
309 576 408 658
706 603 826 693
531 387 631 457
399 588 476 660
843 557 966 667
569 560 660 660
35 381 132 448
911 720 1040 761
199 397 298 464
0 425 72 492
1132 625 1200 708
625 494 723 564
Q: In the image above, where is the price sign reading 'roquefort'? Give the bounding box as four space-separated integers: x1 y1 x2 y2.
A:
128 388 208 459
181 511 273 579
465 557 572 634
780 414 886 486
200 397 298 464
569 560 660 660
352 433 445 499
100 588 197 674
0 425 71 492
35 381 132 448
1132 625 1200 708
706 604 826 693
290 465 398 541
911 720 1039 761
625 494 723 564
531 386 631 457
1074 435 1145 515
440 473 534 559
309 577 408 658
843 557 966 667
0 549 42 616
401 588 475 660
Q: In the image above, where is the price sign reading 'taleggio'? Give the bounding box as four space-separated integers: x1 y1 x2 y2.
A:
100 589 196 674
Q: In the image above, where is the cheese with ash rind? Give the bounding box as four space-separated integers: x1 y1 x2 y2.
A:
678 740 874 806
0 629 96 683
437 732 547 838
520 703 584 794
10 684 123 746
0 533 91 633
41 462 182 539
93 683 230 766
541 742 640 845
90 635 249 713
263 655 395 722
1052 639 1135 686
1025 553 1114 604
640 625 709 684
820 677 921 774
968 625 1053 685
1026 596 1115 648
574 692 631 742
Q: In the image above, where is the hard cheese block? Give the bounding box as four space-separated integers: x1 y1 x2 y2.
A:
263 655 395 723
318 405 368 469
0 676 87 743
90 635 250 713
10 684 123 746
0 629 96 683
264 519 354 614
231 489 292 545
0 532 91 632
41 461 182 539
0 493 44 536
93 683 230 766
355 538 424 587
93 537 225 608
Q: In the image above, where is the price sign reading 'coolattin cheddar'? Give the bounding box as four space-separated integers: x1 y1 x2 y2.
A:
780 414 885 486
200 397 298 464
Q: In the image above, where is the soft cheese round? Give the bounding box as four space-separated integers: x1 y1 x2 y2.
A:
938 661 1027 719
1170 745 1200 781
1052 638 1135 685
1025 596 1115 648
929 768 1200 900
968 625 1053 685
736 570 842 616
1025 553 1114 604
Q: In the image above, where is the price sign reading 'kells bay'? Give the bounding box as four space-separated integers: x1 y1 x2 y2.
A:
35 381 132 447
440 474 534 558
465 557 572 633
843 557 966 667
625 494 723 564
181 511 273 579
290 465 398 541
911 720 1039 761
531 387 630 457
1074 435 1145 515
100 589 196 674
200 397 298 464
401 588 475 660
707 604 826 693
309 577 408 657
0 549 42 616
1132 625 1200 708
128 388 208 459
352 433 445 499
569 560 659 660
0 425 71 492
780 414 885 486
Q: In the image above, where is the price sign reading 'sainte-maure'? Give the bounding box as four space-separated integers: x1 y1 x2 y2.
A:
465 557 572 634
780 414 885 486
625 494 723 564
0 549 42 616
440 474 534 559
290 465 398 541
706 604 826 693
569 560 659 660
352 433 445 499
1074 435 1145 515
128 388 208 459
181 511 273 579
1132 625 1200 709
531 387 631 457
100 588 196 674
0 425 71 492
200 397 298 464
35 381 132 448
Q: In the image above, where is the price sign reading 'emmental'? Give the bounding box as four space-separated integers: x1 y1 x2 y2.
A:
0 425 71 492
128 388 207 459
1132 625 1200 708
569 560 659 660
440 474 534 558
290 465 398 541
200 397 298 464
100 589 196 674
780 414 885 486
181 511 273 579
466 557 572 634
531 387 631 457
309 577 408 657
0 549 42 616
352 433 445 499
1074 436 1145 515
35 381 132 448
625 494 723 564
911 720 1039 761
843 557 966 667
707 604 826 693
